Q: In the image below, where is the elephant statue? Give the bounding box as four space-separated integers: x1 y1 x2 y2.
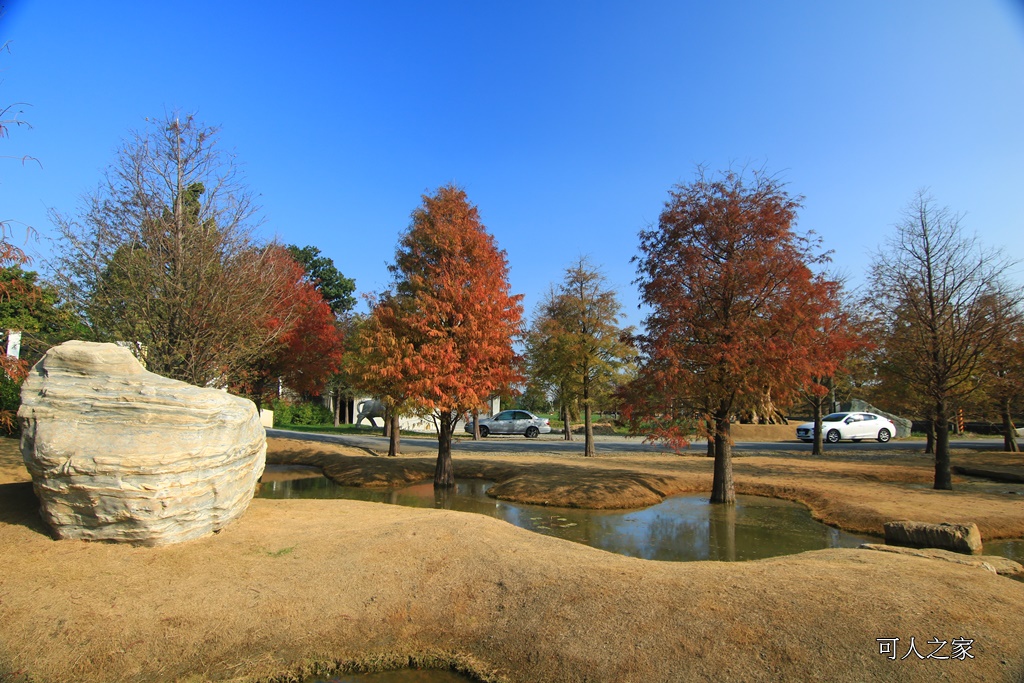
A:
355 399 386 427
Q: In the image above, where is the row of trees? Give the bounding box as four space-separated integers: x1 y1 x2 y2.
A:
352 199 639 474
622 171 1022 503
3 111 526 492
7 110 1021 499
867 193 1023 476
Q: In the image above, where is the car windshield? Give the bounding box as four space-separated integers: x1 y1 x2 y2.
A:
822 413 848 422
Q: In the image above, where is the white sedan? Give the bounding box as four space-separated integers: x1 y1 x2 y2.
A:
796 412 896 444
465 410 552 438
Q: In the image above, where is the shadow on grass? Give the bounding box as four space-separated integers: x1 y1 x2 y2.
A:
273 424 425 438
0 481 51 538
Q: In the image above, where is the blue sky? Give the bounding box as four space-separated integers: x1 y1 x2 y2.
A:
3 1 1023 327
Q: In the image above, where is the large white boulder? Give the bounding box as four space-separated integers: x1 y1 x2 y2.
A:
18 341 266 546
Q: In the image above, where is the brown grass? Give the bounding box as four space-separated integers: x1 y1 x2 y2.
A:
2 436 1023 683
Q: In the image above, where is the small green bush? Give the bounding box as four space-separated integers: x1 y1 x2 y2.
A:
0 372 23 435
271 399 333 427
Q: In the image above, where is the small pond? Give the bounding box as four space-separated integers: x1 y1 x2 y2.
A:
257 470 873 562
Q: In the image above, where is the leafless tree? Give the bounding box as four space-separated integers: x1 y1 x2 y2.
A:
869 191 1021 489
978 291 1024 452
1 40 39 255
48 113 300 386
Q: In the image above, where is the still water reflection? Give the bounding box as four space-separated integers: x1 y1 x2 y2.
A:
257 473 872 561
986 539 1024 564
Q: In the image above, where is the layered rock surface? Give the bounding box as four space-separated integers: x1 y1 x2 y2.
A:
861 543 1022 575
18 341 265 545
883 520 983 554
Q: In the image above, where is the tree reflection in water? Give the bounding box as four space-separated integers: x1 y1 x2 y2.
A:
433 486 452 510
257 471 874 562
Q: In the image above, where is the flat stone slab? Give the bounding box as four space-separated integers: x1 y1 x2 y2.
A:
861 543 1023 576
18 341 266 546
883 520 982 554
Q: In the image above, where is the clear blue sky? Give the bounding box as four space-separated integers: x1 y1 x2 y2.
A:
3 1 1023 326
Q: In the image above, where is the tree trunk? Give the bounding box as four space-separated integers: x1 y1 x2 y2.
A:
562 403 573 441
382 405 391 437
388 410 401 457
812 396 824 456
933 400 952 490
1002 399 1019 453
434 413 455 488
710 407 735 504
583 378 595 457
925 420 935 455
472 408 480 440
705 415 715 457
342 397 350 425
333 389 341 428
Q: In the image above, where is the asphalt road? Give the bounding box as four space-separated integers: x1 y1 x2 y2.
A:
266 428 1005 456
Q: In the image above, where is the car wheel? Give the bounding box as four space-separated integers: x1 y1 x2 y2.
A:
826 429 841 444
877 428 891 443
525 426 539 438
479 426 489 438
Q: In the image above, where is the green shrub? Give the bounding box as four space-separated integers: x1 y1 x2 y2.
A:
271 399 333 427
0 372 23 435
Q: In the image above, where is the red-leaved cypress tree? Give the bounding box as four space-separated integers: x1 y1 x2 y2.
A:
628 168 839 504
387 185 523 487
231 246 344 411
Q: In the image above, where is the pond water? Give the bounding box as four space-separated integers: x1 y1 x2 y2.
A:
257 471 873 562
986 539 1024 564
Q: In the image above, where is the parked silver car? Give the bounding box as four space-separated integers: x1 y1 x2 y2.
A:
796 412 897 443
465 410 552 438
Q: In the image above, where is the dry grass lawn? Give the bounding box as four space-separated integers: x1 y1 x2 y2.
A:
2 435 1023 683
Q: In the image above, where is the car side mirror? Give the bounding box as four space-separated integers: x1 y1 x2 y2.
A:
844 418 854 424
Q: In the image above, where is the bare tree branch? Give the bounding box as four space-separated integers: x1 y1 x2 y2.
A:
869 190 1022 489
46 112 298 386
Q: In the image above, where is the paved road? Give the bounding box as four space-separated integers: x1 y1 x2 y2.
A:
266 428 1004 456
267 429 666 454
